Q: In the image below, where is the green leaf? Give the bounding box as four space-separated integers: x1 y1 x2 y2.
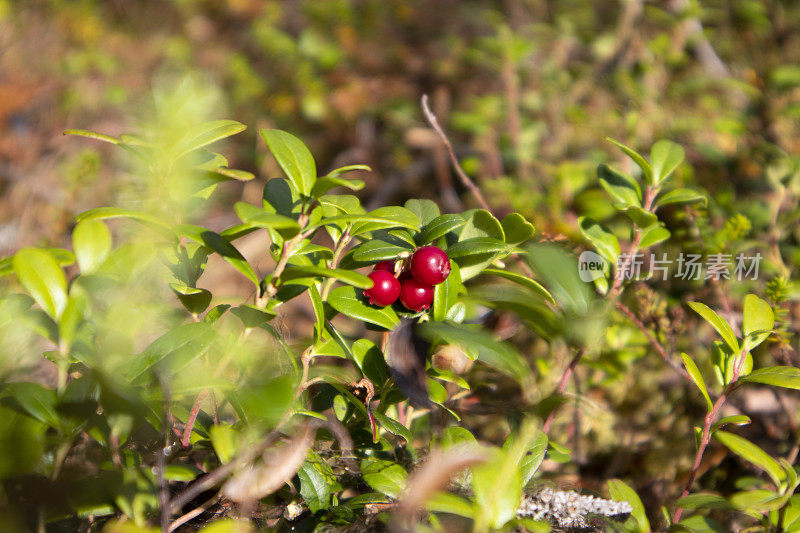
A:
310 175 365 198
607 479 650 533
681 353 713 411
352 240 411 263
72 220 112 274
281 265 372 289
419 214 467 245
688 302 739 353
4 382 59 427
650 140 685 184
127 322 215 380
676 493 735 510
474 422 540 529
598 164 641 206
231 304 276 329
482 268 555 305
325 164 372 178
714 430 785 487
426 492 476 518
260 129 317 196
501 213 535 245
170 283 213 315
446 237 509 259
524 243 593 316
352 339 388 385
606 138 653 185
206 167 255 182
623 206 658 228
209 424 238 463
742 294 773 351
741 366 800 389
162 465 201 482
418 321 530 383
404 199 440 226
517 431 548 487
76 207 175 240
459 209 505 241
13 248 68 320
655 188 707 208
64 128 120 145
173 120 246 160
298 451 336 512
309 285 325 342
361 458 407 499
433 261 463 322
327 286 399 330
0 248 74 277
578 217 620 264
372 411 412 443
639 225 671 249
233 202 301 234
229 374 296 428
711 415 751 432
350 206 421 235
191 230 259 288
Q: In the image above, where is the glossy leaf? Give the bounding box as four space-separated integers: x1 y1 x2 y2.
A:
419 214 467 245
13 248 68 320
327 286 399 330
598 163 641 206
714 430 785 487
433 261 463 322
607 479 650 533
260 129 317 196
482 268 555 304
352 240 411 262
170 283 213 315
655 188 707 208
126 322 215 380
173 120 246 160
73 220 112 274
76 207 175 240
361 457 407 499
682 353 712 411
740 366 800 389
578 217 620 264
501 213 535 245
404 198 440 226
688 302 739 353
282 265 372 289
711 415 751 432
650 140 685 184
639 225 671 249
310 175 366 198
606 137 653 185
742 294 773 351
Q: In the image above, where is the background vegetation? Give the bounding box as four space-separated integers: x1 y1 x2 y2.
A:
1 1 799 531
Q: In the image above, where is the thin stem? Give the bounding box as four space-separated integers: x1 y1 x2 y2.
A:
608 186 656 299
615 301 690 381
421 94 493 212
543 348 584 434
673 347 748 523
181 389 210 448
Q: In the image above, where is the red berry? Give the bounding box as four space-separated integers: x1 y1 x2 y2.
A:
364 270 400 307
409 246 450 285
399 274 434 311
374 260 395 273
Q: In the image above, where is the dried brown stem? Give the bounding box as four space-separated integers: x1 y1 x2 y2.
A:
421 94 492 212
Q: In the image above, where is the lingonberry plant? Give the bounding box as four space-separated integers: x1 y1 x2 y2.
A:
0 107 798 533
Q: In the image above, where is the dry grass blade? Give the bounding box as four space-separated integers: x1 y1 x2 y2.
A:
222 423 315 503
394 444 488 523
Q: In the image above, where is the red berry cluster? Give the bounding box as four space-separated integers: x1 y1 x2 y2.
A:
363 245 451 312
